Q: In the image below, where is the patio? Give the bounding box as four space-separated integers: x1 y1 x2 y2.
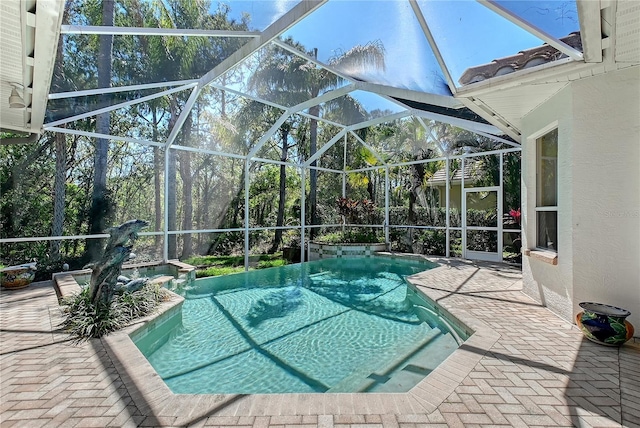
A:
2 259 638 427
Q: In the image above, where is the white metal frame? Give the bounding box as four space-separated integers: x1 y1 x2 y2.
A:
5 0 547 269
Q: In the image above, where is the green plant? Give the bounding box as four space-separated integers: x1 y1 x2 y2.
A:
419 230 447 256
257 259 287 269
315 229 383 244
59 284 168 342
195 266 245 278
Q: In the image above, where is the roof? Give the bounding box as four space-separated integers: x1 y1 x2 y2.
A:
428 161 481 185
458 33 584 86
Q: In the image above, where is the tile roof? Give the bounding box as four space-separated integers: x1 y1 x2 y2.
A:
459 32 583 86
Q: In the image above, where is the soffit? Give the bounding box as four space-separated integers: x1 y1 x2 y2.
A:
615 0 640 63
467 82 569 132
0 0 64 135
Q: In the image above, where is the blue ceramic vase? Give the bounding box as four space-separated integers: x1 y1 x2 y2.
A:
576 302 634 346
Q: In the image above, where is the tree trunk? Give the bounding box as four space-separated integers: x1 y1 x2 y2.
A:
179 150 193 258
50 132 67 261
152 109 162 254
167 149 177 258
308 110 318 239
86 0 115 262
270 127 289 253
179 114 193 259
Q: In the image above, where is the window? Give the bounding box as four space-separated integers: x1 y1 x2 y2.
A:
536 128 558 251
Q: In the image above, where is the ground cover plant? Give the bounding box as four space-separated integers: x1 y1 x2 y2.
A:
60 283 168 342
183 253 287 278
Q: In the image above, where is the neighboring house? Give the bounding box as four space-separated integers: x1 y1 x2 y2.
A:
426 160 497 212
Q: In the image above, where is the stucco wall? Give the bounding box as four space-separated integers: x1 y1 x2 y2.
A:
569 66 640 330
521 65 640 330
521 84 574 322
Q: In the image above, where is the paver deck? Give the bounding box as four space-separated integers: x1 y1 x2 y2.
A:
1 258 638 427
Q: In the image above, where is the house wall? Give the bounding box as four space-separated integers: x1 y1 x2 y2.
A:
521 84 575 322
521 66 640 330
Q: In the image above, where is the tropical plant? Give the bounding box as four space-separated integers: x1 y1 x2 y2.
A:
59 283 168 342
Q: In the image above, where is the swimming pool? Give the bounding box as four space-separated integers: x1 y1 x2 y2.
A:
134 256 468 394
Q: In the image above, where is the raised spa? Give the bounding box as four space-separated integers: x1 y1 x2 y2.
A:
133 257 468 394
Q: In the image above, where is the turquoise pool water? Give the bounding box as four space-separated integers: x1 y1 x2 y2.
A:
134 257 468 394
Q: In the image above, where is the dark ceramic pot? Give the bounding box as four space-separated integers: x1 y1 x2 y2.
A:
576 302 634 346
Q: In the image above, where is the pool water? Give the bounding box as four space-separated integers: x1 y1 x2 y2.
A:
134 257 467 394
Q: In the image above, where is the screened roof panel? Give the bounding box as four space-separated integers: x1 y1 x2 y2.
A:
251 112 312 163
37 0 570 145
212 1 302 31
45 86 190 125
416 0 547 87
280 0 452 96
493 1 581 40
358 116 442 162
218 45 352 109
305 90 405 126
53 34 250 92
174 89 286 156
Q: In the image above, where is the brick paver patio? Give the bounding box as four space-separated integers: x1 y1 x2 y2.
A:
1 258 638 427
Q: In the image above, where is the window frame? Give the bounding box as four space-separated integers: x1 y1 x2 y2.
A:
535 127 558 252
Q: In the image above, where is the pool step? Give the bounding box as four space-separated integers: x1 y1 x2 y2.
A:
327 327 442 393
368 332 460 393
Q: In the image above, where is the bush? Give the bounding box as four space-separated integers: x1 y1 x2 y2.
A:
257 259 287 269
59 284 168 342
196 266 244 278
315 229 383 244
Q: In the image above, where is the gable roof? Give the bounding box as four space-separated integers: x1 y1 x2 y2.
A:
428 160 482 185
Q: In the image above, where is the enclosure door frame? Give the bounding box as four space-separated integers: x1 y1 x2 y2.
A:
462 185 503 262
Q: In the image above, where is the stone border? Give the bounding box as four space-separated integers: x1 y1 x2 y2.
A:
94 258 501 418
308 242 387 260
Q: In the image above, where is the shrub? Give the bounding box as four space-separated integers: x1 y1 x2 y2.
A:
315 229 383 244
257 259 287 269
196 266 244 277
60 283 168 342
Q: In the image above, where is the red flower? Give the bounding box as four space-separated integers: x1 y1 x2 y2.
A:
509 208 521 224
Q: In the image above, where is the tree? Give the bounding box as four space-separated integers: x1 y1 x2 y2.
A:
249 39 385 240
86 0 115 262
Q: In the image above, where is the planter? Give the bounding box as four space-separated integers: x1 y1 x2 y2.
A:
308 242 387 261
576 302 634 346
1 263 37 290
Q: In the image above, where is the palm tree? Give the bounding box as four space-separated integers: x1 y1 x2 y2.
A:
249 39 385 242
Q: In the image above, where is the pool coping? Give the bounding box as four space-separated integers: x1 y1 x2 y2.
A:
96 255 501 418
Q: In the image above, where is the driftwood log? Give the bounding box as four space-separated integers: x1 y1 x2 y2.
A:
87 219 149 304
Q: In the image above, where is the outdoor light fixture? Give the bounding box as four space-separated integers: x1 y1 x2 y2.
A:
8 84 25 109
